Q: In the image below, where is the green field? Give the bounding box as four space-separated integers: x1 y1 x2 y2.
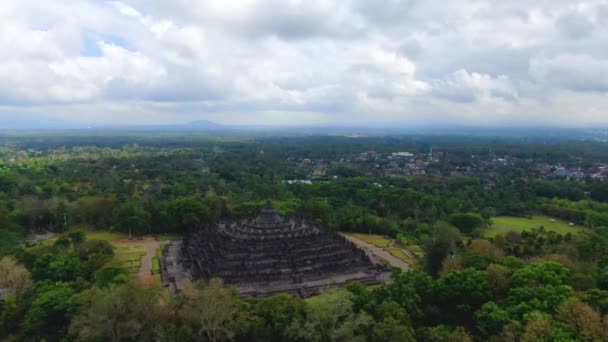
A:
27 228 151 275
31 227 127 247
386 248 416 265
349 233 392 248
482 215 585 238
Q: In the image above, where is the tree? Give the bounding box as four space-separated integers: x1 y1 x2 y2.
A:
173 279 248 341
511 261 569 288
70 196 116 228
370 301 415 342
67 231 86 245
166 197 210 232
286 289 372 342
449 213 484 234
253 293 304 341
22 282 79 340
555 297 603 341
0 202 10 228
371 316 415 342
486 263 511 297
433 268 492 326
474 302 511 337
0 257 33 305
69 283 166 342
506 262 573 320
467 240 504 261
577 289 608 315
93 264 129 287
0 257 33 336
421 325 472 342
112 199 151 237
371 269 427 321
32 253 84 282
520 312 573 342
424 223 461 277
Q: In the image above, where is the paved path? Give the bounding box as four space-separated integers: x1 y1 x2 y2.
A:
341 234 410 271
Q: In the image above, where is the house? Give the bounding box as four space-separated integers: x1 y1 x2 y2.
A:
392 152 414 158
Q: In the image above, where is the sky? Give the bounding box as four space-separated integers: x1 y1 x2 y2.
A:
1 0 608 127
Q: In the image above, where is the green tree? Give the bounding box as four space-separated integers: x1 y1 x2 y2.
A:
172 279 248 342
370 301 415 342
32 253 83 282
286 289 372 342
69 283 166 342
22 282 79 340
520 312 574 342
555 297 604 341
424 223 461 277
421 325 472 342
449 213 484 234
112 199 151 236
474 302 511 337
93 264 129 287
433 268 492 326
253 293 304 341
166 197 210 232
506 262 573 320
371 316 415 342
0 257 33 305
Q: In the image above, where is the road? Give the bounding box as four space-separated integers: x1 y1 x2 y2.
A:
340 233 411 271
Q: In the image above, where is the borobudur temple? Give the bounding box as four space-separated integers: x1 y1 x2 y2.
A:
161 201 390 297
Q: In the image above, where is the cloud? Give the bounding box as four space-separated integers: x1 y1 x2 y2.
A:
529 54 608 92
432 70 517 103
0 0 607 126
555 12 596 40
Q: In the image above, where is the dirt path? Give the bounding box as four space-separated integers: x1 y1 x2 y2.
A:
137 240 160 283
341 234 411 271
115 237 160 283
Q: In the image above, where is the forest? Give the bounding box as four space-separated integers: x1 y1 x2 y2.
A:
2 132 608 341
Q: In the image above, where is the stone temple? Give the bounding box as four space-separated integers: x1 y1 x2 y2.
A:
161 201 389 297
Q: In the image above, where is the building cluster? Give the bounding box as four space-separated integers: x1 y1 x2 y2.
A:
288 150 437 179
538 164 608 180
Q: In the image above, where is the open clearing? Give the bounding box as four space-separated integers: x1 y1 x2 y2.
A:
27 227 176 285
348 233 392 248
385 248 416 265
343 233 421 269
482 215 585 238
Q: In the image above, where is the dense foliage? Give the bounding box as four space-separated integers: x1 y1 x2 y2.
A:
2 132 608 340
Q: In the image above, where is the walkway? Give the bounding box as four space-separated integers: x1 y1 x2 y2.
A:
137 239 160 283
340 233 411 271
115 237 160 283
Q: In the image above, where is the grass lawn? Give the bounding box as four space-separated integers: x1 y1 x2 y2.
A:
349 233 392 248
26 227 127 248
386 248 416 265
114 245 146 274
153 233 182 242
482 215 585 238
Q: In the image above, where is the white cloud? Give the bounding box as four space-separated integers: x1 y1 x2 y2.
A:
0 0 607 125
529 54 608 92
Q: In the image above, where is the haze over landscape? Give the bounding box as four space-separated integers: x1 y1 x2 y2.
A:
2 0 608 128
6 2 608 341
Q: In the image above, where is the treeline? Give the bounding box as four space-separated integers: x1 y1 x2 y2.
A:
5 226 608 340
